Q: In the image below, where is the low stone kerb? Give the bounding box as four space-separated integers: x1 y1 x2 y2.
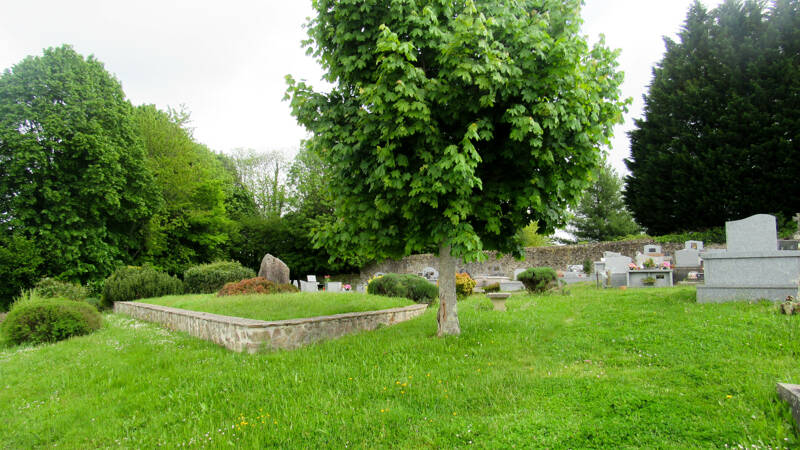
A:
114 301 428 353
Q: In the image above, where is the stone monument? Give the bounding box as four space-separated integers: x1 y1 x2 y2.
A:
258 253 290 284
697 214 800 302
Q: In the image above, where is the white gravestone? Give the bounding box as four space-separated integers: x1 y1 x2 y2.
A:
326 282 342 292
685 240 704 251
299 280 318 292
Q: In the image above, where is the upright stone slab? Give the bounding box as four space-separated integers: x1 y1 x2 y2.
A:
698 214 800 302
726 214 778 252
258 254 290 284
674 248 701 267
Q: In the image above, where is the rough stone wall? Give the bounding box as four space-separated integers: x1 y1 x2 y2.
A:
360 240 726 281
114 301 427 353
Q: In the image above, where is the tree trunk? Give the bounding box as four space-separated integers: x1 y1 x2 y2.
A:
436 242 461 336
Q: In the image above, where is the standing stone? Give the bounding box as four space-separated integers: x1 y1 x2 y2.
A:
726 214 778 252
258 254 290 284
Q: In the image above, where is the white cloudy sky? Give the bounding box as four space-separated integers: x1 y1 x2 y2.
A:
0 0 726 174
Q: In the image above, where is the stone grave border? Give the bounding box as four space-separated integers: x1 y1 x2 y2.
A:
114 301 428 353
777 383 800 431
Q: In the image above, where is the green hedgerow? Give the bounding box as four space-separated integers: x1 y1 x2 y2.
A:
183 261 256 294
367 274 438 304
516 267 558 293
102 266 184 307
217 277 299 297
33 278 89 302
1 297 102 345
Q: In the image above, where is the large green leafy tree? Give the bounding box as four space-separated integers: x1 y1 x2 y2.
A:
625 0 800 234
288 0 626 335
227 146 358 276
0 45 158 282
134 105 233 274
570 160 640 242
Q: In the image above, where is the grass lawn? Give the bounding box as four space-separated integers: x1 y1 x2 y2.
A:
1 285 799 448
138 292 415 322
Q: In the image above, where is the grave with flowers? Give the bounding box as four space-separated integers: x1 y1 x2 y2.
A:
626 254 674 288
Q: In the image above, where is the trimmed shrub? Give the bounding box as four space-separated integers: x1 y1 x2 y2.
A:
217 277 299 296
33 278 89 302
183 261 256 294
367 273 438 304
484 282 500 293
1 298 102 345
516 267 558 293
455 273 476 298
102 266 183 306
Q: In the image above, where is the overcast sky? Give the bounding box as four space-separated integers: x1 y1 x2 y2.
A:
1 0 726 174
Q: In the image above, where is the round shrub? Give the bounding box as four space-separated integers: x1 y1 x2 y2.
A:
217 277 299 296
33 278 89 301
367 273 438 304
1 298 102 345
183 261 256 294
455 273 477 298
102 266 184 306
516 267 558 293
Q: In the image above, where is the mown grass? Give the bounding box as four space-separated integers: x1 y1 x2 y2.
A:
1 285 799 448
139 292 414 321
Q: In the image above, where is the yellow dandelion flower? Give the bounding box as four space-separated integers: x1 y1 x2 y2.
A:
427 373 430 377
273 420 277 425
401 383 407 387
401 391 405 394
453 412 457 416
726 395 733 399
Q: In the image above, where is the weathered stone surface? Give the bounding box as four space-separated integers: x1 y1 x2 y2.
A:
258 253 290 284
114 301 427 353
777 383 800 431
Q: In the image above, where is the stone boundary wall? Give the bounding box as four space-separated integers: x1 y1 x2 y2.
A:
360 240 726 282
114 301 428 353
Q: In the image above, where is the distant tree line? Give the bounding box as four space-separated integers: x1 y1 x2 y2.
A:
0 45 354 308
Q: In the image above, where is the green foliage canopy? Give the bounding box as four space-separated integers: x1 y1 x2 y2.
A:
625 0 800 234
134 105 233 274
0 45 159 282
570 160 640 242
287 0 627 263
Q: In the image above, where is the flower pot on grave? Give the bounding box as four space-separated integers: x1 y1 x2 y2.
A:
486 292 511 311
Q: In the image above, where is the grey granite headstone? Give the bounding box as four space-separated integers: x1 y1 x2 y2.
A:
726 214 778 252
604 255 632 274
674 248 701 267
326 281 342 292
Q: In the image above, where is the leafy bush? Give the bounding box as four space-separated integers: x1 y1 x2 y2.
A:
183 261 256 294
0 234 44 312
484 282 500 293
455 273 476 298
33 278 89 302
516 267 558 293
1 297 102 345
367 274 438 304
582 259 592 274
217 277 299 296
102 266 183 306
